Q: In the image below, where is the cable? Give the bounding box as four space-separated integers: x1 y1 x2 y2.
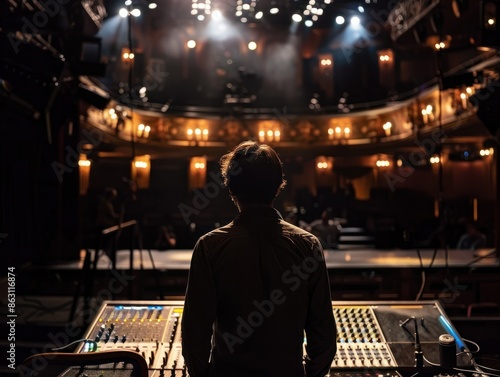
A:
51 339 97 351
461 338 481 353
423 355 440 367
454 367 500 377
415 246 426 301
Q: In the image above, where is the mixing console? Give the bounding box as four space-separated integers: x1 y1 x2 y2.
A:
76 301 471 377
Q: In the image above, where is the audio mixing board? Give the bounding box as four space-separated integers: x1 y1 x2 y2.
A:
75 301 471 376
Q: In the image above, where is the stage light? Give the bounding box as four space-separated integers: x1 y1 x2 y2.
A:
197 14 205 21
125 0 132 5
248 41 257 50
130 8 141 17
149 3 157 9
358 6 365 13
212 10 222 20
119 8 128 17
270 7 279 14
336 16 345 25
255 11 263 19
350 16 361 27
241 17 248 22
292 14 302 22
305 20 313 27
187 40 196 49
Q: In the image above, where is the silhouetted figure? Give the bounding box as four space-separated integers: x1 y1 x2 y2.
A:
309 208 342 249
457 221 487 250
182 141 336 377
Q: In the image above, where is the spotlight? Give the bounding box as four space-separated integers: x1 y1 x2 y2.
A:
212 10 222 20
292 14 302 22
130 8 141 17
119 8 128 17
187 40 196 49
148 3 157 9
270 7 279 14
358 6 365 13
305 20 313 27
248 41 257 50
125 0 132 5
350 16 361 27
255 11 263 19
335 16 345 25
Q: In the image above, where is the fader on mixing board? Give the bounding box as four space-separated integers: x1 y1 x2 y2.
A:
77 300 472 377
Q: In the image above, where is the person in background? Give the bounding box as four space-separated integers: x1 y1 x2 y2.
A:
456 220 487 250
182 141 336 377
309 208 342 249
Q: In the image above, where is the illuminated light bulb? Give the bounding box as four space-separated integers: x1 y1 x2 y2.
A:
255 11 263 19
426 105 433 113
149 3 157 9
335 127 341 133
78 160 91 167
336 16 345 24
187 40 196 49
202 129 209 135
248 41 257 50
328 128 334 135
119 8 128 17
344 127 350 134
259 130 265 137
267 130 273 137
129 53 135 59
187 129 193 136
292 14 302 22
270 7 279 14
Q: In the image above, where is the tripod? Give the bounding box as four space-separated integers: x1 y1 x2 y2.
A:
69 220 163 324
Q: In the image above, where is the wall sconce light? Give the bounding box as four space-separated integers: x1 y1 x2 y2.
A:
78 154 91 195
328 125 350 141
382 121 392 136
187 127 209 142
258 127 280 143
376 158 390 167
421 104 435 124
430 155 441 164
315 156 334 172
189 156 207 189
137 124 151 138
132 155 150 189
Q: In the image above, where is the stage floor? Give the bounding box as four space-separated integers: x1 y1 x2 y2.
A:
42 247 499 271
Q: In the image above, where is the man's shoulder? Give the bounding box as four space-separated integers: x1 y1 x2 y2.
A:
281 220 321 245
197 222 234 244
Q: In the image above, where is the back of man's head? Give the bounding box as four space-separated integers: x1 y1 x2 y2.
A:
220 141 286 205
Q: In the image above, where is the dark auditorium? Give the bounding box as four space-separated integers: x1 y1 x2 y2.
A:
2 0 500 376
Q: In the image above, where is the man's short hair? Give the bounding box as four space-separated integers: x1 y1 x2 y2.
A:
220 141 286 204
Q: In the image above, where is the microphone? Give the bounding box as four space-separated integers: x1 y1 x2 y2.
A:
439 334 456 369
413 317 423 368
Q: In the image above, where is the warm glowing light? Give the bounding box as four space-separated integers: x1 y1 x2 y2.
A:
488 18 496 25
187 129 193 135
397 159 403 167
259 130 265 137
460 93 467 99
194 162 206 169
426 105 433 113
430 156 440 164
187 40 196 49
267 130 273 137
202 129 209 135
123 52 129 59
344 127 350 135
138 124 145 131
383 122 392 130
78 159 91 167
274 130 280 137
248 41 257 50
328 128 334 135
195 128 202 135
335 127 341 134
376 160 390 167
135 161 148 169
466 87 472 94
